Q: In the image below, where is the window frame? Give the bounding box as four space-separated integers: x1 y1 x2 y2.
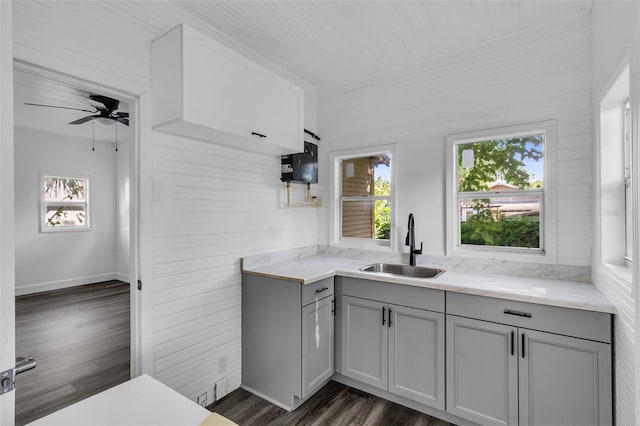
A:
445 120 557 263
598 62 633 291
40 173 91 233
330 144 397 251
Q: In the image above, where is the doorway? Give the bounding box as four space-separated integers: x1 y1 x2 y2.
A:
11 64 141 424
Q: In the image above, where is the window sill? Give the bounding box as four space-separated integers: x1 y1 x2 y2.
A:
41 226 92 233
449 245 556 264
332 239 393 252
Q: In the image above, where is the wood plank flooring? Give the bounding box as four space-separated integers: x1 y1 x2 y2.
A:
209 381 455 426
14 280 130 425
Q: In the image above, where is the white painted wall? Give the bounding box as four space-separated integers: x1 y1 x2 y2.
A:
14 127 119 295
317 13 592 268
591 3 640 426
12 0 318 403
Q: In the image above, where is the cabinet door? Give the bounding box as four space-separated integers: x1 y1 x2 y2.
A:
301 296 334 398
519 329 612 426
341 296 388 390
446 315 518 426
388 305 445 410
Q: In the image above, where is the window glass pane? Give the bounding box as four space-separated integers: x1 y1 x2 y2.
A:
339 152 392 245
44 204 86 228
373 154 391 196
43 176 86 202
342 199 390 240
459 196 540 248
457 134 544 192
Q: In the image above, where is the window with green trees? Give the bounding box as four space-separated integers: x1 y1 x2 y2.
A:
41 175 89 231
453 131 545 251
338 152 392 245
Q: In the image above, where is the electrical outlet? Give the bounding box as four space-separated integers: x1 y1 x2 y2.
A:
218 354 227 374
197 391 208 407
215 378 228 401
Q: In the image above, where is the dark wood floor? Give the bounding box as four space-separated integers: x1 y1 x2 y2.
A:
14 280 130 425
209 381 455 426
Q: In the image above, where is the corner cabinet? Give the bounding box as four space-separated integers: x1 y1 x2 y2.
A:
340 277 445 410
446 293 613 426
152 25 304 155
241 274 334 410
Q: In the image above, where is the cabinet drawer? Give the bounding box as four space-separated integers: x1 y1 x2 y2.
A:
302 278 334 306
446 292 612 343
342 277 444 313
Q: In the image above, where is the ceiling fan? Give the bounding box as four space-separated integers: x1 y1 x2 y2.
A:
25 94 129 126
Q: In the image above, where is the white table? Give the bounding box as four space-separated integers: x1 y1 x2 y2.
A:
27 374 212 426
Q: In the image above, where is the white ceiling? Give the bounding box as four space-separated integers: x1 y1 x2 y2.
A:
172 0 593 90
13 69 130 144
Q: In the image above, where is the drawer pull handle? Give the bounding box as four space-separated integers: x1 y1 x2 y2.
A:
315 287 329 294
522 333 526 358
382 307 386 326
331 299 335 315
504 309 532 318
388 308 392 328
251 131 267 138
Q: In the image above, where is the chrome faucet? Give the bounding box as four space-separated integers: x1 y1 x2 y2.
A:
405 213 423 266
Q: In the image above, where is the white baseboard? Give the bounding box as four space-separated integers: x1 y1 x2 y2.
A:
114 272 131 284
16 272 130 296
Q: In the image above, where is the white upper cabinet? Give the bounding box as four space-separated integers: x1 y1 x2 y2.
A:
152 25 304 155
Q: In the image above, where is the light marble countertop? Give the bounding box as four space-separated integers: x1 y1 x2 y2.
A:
242 254 615 314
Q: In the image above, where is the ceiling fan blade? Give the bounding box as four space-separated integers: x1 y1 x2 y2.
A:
68 115 99 125
88 99 108 112
25 103 95 113
116 117 129 126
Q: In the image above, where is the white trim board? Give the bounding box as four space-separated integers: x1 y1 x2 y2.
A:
15 272 130 296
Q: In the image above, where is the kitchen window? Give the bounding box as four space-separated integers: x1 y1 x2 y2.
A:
331 145 395 249
41 175 90 232
446 121 557 262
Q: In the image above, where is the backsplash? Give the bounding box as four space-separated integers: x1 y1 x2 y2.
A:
242 245 591 283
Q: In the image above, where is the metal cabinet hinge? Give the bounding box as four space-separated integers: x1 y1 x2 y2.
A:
0 357 37 395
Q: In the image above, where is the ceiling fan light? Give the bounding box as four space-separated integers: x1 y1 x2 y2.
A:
94 116 114 127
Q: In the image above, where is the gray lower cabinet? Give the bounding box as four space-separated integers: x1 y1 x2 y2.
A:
341 287 445 410
446 292 613 426
519 329 611 426
446 315 518 426
301 295 334 398
388 304 445 409
341 296 388 390
242 274 335 410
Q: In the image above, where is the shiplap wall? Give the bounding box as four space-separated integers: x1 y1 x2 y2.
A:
591 3 640 426
317 13 592 267
12 1 318 403
151 131 317 398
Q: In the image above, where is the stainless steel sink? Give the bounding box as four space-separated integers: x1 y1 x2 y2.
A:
359 263 444 279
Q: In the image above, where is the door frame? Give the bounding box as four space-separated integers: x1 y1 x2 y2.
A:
13 60 147 377
0 1 16 424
